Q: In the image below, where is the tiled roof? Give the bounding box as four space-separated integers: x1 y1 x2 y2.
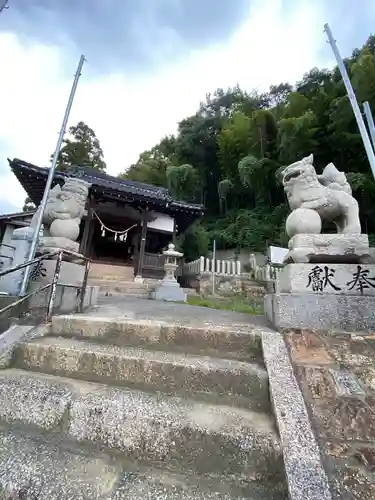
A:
9 158 204 219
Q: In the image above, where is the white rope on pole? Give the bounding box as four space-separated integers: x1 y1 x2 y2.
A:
93 211 138 241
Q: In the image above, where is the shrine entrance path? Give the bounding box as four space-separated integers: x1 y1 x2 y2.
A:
94 294 268 329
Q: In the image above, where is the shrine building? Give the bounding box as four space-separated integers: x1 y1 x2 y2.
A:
9 158 204 279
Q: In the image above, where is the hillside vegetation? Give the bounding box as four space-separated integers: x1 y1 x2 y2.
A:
119 34 375 260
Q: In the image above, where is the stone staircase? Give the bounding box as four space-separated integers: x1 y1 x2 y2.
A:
0 313 287 499
89 262 135 281
88 263 197 298
89 278 156 298
88 262 155 298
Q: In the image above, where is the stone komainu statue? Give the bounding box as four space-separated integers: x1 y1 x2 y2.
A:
38 177 91 253
281 154 361 235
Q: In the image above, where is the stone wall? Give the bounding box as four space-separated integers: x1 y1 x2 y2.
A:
198 272 265 299
285 328 375 500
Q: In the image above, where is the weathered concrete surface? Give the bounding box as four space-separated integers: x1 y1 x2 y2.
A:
0 296 289 499
108 472 284 500
51 315 265 361
285 329 375 499
265 291 375 332
0 429 120 500
0 428 284 500
14 337 270 411
0 370 283 482
94 295 268 328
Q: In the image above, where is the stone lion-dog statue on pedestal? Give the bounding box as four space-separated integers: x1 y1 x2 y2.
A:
282 153 361 236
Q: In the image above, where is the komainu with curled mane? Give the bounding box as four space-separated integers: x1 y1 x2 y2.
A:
282 154 361 234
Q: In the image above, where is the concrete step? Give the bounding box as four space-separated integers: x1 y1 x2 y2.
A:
88 279 195 296
0 428 285 500
0 428 119 500
89 263 135 281
13 337 270 411
88 279 154 298
51 315 264 362
0 370 284 495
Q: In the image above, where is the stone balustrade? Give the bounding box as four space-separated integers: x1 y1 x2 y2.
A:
253 263 282 284
183 256 241 277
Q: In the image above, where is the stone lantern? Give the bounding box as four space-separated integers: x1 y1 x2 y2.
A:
152 243 187 302
163 243 182 282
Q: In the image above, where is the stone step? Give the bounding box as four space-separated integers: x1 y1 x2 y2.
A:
89 280 152 288
51 315 264 362
88 279 154 297
13 337 270 411
89 263 135 281
0 429 284 500
0 369 285 498
101 289 152 298
0 428 119 500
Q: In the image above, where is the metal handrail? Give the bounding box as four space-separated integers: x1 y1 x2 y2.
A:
0 251 58 278
0 249 91 322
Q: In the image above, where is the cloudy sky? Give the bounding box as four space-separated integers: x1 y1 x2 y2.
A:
0 0 374 213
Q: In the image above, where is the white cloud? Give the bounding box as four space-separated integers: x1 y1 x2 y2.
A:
0 0 332 211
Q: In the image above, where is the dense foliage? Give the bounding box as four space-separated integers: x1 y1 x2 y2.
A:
22 121 106 211
55 121 106 173
120 34 375 258
22 36 375 258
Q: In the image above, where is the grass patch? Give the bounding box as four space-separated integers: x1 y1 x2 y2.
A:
186 295 263 315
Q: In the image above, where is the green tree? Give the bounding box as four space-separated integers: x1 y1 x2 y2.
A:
22 196 35 211
121 147 169 188
112 33 375 258
55 121 106 172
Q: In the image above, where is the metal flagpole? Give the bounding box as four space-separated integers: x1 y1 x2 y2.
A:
19 54 86 296
363 101 375 153
324 23 375 180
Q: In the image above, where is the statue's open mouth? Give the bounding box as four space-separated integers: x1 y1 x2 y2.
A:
284 170 301 182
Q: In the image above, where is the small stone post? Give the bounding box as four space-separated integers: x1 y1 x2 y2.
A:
152 243 187 302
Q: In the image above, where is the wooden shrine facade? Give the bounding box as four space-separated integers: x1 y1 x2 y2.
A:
9 158 204 279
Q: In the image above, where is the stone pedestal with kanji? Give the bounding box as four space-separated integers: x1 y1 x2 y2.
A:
265 262 375 331
264 153 375 332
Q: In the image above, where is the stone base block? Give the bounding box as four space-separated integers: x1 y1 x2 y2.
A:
285 233 371 264
38 236 79 255
265 292 375 332
28 260 85 289
29 284 99 313
279 263 375 296
152 280 187 302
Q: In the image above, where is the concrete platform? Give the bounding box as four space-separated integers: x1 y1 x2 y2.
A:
94 295 268 329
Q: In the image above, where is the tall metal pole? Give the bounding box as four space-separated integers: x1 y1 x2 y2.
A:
363 101 375 153
0 0 9 13
324 23 375 179
19 54 86 296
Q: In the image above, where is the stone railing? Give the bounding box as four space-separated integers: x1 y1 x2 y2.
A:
183 256 241 277
253 263 281 282
251 262 283 293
